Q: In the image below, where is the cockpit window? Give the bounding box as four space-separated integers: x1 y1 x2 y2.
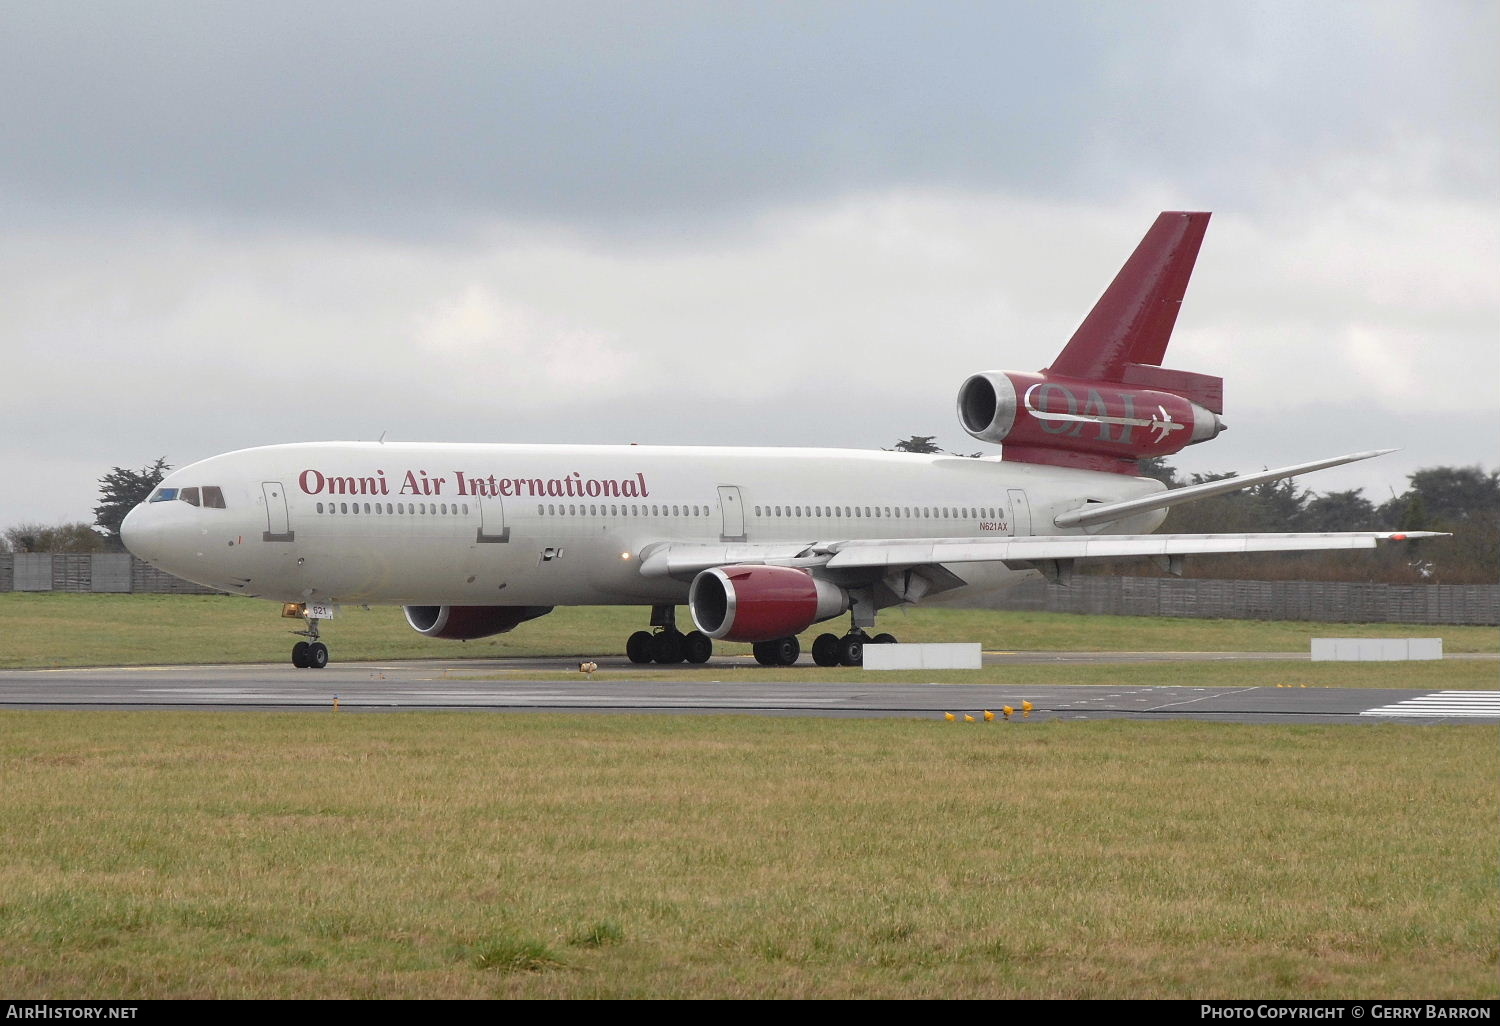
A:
148 485 227 507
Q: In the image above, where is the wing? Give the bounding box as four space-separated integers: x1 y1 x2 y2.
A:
638 530 1445 585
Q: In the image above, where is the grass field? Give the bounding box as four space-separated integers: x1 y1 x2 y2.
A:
0 712 1494 999
2 593 1496 674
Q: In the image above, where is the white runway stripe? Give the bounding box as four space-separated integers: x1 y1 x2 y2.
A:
1361 691 1500 719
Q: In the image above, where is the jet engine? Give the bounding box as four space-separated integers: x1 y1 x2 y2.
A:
403 604 554 640
957 369 1224 471
688 565 848 643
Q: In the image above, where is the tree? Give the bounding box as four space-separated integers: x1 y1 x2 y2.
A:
888 436 982 457
1398 466 1499 524
3 522 106 553
1137 456 1183 488
890 435 944 454
94 458 170 550
1298 489 1378 532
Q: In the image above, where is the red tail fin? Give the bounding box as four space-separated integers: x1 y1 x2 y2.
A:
1048 211 1211 382
956 212 1226 474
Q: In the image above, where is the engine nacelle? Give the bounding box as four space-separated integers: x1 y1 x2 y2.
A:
689 565 848 643
957 370 1224 470
403 605 554 640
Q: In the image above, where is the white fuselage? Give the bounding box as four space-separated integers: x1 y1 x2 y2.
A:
121 441 1167 608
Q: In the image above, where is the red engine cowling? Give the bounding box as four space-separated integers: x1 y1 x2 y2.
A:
689 565 848 643
957 369 1225 472
403 605 553 640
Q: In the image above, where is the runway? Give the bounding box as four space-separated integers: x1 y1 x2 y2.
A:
3 655 1497 724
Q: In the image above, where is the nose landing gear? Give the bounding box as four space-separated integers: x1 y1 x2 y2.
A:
290 617 329 669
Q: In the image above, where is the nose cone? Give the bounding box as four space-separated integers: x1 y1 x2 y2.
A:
120 503 157 561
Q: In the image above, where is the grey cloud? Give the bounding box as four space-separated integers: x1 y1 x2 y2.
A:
4 2 1491 238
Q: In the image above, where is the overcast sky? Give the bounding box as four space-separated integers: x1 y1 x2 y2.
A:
2 1 1495 529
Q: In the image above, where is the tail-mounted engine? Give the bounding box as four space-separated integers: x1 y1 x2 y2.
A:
957 211 1227 474
958 369 1224 472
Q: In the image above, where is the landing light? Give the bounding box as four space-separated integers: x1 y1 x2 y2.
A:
620 551 632 560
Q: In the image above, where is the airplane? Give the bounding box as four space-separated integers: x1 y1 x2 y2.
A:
121 211 1441 669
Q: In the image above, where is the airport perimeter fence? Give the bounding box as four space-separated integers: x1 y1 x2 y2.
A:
0 553 220 596
989 574 1499 626
1 552 1496 625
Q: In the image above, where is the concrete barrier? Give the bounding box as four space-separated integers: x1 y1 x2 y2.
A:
1310 638 1443 661
862 643 983 670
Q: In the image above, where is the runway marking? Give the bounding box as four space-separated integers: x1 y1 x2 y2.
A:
1360 691 1500 720
1145 685 1258 711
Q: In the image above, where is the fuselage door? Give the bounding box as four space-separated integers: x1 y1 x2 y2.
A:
477 492 509 543
1007 488 1032 538
262 482 294 542
717 485 746 542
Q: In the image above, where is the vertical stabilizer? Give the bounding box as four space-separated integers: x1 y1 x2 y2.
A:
1047 211 1210 381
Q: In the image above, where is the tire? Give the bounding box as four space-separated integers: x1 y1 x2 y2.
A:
838 635 863 667
683 631 713 664
626 630 654 664
291 642 311 668
771 636 800 666
752 641 774 666
308 642 329 669
652 630 685 664
811 633 841 667
873 633 897 645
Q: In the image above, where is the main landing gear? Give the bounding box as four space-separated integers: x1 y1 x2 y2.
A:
290 617 329 669
626 605 713 665
811 629 897 667
751 636 800 667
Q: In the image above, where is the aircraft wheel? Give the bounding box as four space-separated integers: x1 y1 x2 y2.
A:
291 641 311 668
838 635 864 667
811 633 841 667
652 630 686 664
308 642 329 669
770 636 800 667
873 633 897 645
751 641 774 666
683 631 713 664
626 630 654 664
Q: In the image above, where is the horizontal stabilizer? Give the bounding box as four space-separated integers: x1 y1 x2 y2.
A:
1052 450 1398 529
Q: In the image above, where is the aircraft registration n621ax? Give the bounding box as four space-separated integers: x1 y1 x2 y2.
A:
122 212 1441 669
